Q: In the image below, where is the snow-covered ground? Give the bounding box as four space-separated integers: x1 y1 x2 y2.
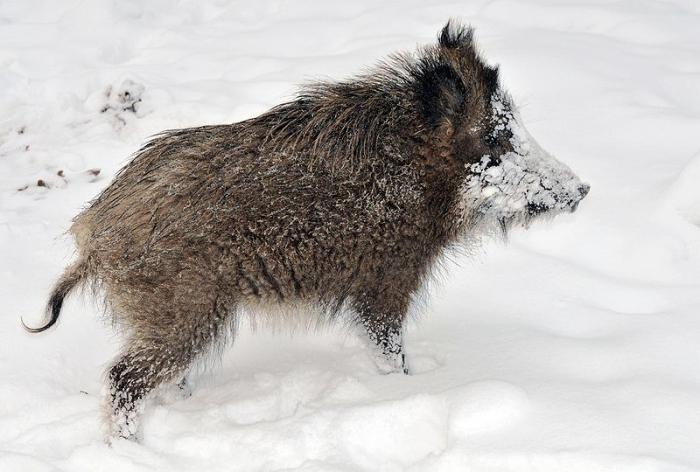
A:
2 0 700 470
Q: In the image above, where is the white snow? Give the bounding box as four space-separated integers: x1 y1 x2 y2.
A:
2 1 700 471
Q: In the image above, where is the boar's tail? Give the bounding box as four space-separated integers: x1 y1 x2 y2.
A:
22 260 88 333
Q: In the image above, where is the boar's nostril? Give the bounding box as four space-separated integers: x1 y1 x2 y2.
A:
578 183 591 199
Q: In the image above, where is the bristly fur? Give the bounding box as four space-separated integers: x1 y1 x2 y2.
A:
249 20 500 170
27 20 587 440
439 19 474 48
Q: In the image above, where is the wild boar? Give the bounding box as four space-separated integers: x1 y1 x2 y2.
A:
25 21 589 439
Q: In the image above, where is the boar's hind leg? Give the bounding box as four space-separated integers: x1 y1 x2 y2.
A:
353 291 411 375
106 301 229 440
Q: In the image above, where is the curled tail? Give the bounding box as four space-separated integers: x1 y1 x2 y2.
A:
22 260 88 333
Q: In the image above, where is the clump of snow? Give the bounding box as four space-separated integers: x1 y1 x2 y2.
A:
96 79 147 129
2 1 700 471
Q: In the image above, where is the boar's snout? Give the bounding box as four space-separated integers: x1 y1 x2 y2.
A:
568 183 590 213
521 165 589 218
578 183 591 199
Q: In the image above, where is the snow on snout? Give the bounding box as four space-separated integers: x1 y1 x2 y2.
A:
465 96 589 224
509 115 588 213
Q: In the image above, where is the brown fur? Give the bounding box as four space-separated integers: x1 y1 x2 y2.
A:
27 21 586 439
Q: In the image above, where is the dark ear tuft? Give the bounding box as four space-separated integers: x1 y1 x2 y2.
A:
416 62 467 128
438 20 474 49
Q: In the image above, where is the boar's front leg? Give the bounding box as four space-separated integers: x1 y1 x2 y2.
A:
353 287 412 375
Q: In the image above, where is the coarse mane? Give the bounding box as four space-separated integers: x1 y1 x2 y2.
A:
129 21 497 175
249 21 498 171
253 54 421 170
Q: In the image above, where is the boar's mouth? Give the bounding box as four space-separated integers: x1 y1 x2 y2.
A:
526 202 550 217
525 198 578 219
525 182 590 219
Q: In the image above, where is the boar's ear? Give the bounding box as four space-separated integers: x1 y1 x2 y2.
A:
438 20 501 96
416 61 467 130
438 20 474 50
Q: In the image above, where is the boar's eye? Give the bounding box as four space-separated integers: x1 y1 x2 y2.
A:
484 131 502 147
483 125 513 157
